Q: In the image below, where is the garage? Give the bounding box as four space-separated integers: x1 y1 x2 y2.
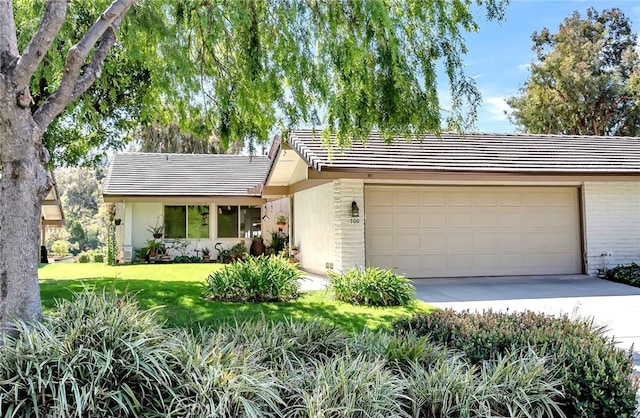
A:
365 186 582 278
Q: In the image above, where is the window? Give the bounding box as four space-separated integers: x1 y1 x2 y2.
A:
217 205 261 238
164 205 210 239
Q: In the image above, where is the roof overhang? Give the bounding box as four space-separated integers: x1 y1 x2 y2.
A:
103 194 266 205
43 172 65 227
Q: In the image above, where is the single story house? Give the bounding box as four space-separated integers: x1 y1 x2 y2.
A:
264 129 640 278
105 130 640 278
103 153 287 262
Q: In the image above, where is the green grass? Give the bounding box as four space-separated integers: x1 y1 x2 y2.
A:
38 263 434 331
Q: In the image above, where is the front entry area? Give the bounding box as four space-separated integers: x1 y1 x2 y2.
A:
365 186 582 278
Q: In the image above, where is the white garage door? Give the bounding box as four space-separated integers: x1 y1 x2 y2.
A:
365 186 581 278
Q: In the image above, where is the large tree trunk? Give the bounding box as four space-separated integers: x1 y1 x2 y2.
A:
0 77 51 334
0 0 135 336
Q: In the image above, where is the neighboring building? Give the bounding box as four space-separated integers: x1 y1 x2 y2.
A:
264 130 640 277
0 172 65 261
103 153 287 262
105 130 640 278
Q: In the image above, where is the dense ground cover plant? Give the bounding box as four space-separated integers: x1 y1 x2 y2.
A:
394 309 639 418
328 266 416 306
605 262 640 287
0 291 567 418
204 254 300 302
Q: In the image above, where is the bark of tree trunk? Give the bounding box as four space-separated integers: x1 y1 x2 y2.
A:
0 76 51 335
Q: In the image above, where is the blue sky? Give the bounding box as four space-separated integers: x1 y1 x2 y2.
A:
459 0 640 133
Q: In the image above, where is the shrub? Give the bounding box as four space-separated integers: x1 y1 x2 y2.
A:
93 253 104 263
50 239 71 256
77 252 91 263
0 291 573 418
394 309 639 418
0 291 176 417
606 262 640 287
204 254 300 302
328 266 415 306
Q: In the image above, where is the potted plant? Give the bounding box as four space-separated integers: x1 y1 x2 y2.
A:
291 245 299 255
276 214 287 229
250 236 265 256
145 239 164 259
134 247 147 263
230 240 248 261
215 242 231 263
202 247 211 262
147 217 164 239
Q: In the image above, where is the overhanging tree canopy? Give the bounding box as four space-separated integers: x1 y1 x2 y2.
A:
0 0 506 328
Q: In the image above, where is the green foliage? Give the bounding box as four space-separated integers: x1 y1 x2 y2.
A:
50 240 71 256
0 291 174 416
266 230 288 255
15 0 507 166
507 8 640 136
77 252 91 263
0 290 567 418
106 225 117 265
605 262 640 287
328 266 416 307
93 253 104 263
204 254 300 302
393 309 639 418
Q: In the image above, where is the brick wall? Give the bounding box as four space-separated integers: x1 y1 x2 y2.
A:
333 179 365 272
583 182 640 275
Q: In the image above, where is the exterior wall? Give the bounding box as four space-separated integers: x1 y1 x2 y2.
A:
131 202 163 250
293 182 335 274
333 179 365 272
583 182 640 275
262 197 290 239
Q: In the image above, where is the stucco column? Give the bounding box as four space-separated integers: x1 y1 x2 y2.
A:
333 179 365 271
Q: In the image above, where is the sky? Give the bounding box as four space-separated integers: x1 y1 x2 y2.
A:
459 0 640 133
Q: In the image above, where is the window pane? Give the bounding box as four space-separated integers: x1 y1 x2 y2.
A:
240 206 262 238
188 205 210 238
217 205 238 238
164 206 186 238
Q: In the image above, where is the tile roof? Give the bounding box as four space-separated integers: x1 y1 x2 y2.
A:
104 153 270 196
288 130 640 174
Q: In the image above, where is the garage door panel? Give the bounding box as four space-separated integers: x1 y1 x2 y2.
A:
421 191 446 207
395 212 420 228
448 212 473 227
367 232 394 251
448 231 474 250
396 233 420 250
473 231 499 249
368 212 393 228
421 211 447 227
473 211 499 228
366 186 581 278
421 231 447 250
396 192 420 207
448 192 472 207
473 192 498 207
368 191 393 207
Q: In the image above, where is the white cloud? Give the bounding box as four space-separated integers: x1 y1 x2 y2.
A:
483 97 512 121
517 63 530 71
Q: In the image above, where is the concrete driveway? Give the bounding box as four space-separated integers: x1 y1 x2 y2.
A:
413 275 640 378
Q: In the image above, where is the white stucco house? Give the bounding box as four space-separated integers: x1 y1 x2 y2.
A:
264 130 640 278
103 153 288 262
104 129 640 278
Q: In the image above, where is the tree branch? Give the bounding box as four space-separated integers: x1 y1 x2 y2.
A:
33 0 136 131
13 0 68 88
0 0 19 71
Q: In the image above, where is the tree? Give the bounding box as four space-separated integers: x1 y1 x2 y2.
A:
0 0 506 330
507 8 640 136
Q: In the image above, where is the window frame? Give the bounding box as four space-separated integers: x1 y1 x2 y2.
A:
163 204 211 239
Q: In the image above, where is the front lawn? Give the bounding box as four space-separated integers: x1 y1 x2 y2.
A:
38 263 434 330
